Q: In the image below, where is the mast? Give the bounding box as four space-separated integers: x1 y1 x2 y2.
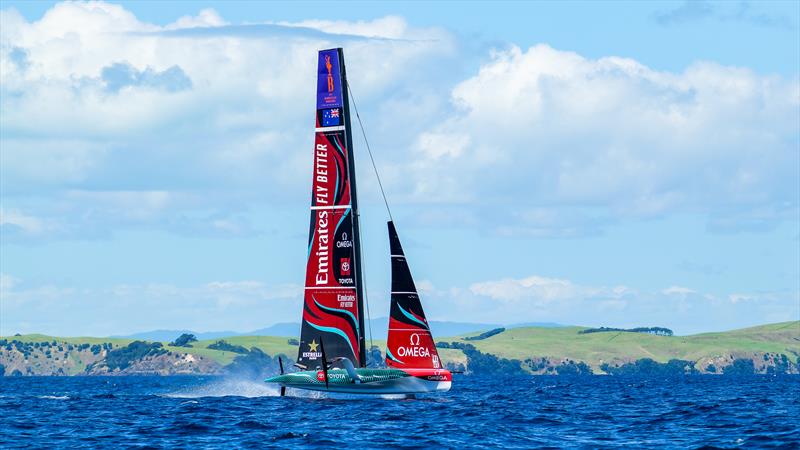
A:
338 49 368 368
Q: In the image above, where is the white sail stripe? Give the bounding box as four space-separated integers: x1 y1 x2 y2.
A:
390 254 405 258
315 126 346 132
310 205 351 210
304 286 356 290
391 291 418 295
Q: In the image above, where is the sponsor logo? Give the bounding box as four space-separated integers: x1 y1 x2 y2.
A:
426 369 448 381
432 354 440 369
336 231 352 248
316 370 348 381
325 55 335 93
397 346 431 358
318 51 342 109
396 333 430 358
340 257 351 276
302 339 322 359
337 293 355 308
313 141 330 285
314 209 330 285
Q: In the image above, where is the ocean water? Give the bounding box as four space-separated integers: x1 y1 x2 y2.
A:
1 375 798 448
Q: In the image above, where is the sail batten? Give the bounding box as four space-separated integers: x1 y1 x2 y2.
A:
297 48 365 369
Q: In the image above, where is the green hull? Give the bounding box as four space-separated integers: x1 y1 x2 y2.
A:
265 368 452 394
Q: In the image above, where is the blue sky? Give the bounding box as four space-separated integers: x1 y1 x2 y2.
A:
1 1 798 336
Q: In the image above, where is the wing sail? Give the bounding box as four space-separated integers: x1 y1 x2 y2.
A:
297 49 364 369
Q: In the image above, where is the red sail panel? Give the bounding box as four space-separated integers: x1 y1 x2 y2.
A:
297 49 361 369
385 221 443 369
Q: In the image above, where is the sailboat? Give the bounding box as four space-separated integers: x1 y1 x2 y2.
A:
264 48 452 395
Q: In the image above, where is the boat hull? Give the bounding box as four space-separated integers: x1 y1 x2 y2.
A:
265 367 452 395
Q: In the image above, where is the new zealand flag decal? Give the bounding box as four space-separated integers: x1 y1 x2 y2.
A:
322 108 341 127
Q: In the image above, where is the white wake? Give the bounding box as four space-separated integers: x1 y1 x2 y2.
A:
163 378 280 398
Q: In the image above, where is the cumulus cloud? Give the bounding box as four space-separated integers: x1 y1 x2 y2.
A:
2 3 796 241
470 275 580 303
0 1 454 240
400 44 799 235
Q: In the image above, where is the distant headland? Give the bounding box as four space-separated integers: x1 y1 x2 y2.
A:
1 321 797 377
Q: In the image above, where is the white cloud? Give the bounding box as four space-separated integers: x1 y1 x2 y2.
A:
2 3 796 241
469 275 579 303
401 44 799 234
1 2 457 241
662 286 697 296
165 8 227 30
276 16 413 39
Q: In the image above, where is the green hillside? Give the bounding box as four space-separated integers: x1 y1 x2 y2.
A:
3 321 798 375
448 321 800 371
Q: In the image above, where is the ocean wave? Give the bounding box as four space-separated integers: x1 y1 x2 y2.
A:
36 395 69 400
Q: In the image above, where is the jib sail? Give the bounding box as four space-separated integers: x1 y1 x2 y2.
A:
297 48 366 369
385 221 442 369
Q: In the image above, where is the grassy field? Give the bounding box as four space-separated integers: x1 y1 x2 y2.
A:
4 321 797 372
447 321 800 370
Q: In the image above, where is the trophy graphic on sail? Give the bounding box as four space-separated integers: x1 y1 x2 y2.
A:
264 48 452 395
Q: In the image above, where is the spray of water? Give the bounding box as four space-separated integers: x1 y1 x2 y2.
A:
163 377 281 399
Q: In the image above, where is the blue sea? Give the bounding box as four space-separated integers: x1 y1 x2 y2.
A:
1 375 798 448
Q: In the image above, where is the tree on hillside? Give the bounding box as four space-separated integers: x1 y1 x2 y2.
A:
207 340 249 354
105 341 166 370
169 334 197 348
